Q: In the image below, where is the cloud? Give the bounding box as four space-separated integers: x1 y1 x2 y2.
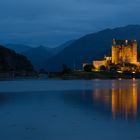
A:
0 0 140 46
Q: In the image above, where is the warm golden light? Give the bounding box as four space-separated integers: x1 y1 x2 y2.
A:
112 39 137 64
117 71 123 73
91 81 139 120
132 71 136 74
112 82 138 120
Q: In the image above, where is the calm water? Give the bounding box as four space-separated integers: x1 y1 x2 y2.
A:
0 79 140 140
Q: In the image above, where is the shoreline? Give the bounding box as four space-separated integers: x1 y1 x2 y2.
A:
48 71 140 80
1 71 140 81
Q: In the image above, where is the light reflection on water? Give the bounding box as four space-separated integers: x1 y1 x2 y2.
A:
89 80 139 120
112 82 137 120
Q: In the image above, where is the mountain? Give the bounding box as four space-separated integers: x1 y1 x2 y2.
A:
52 40 75 55
46 25 140 71
6 44 32 53
0 45 33 72
3 41 74 70
37 40 74 55
22 46 52 69
21 41 74 69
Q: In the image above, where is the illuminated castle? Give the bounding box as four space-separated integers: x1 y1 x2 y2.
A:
91 39 139 69
112 39 137 64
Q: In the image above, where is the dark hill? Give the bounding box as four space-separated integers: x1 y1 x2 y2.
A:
0 45 33 72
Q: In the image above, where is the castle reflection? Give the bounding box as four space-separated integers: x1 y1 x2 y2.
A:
92 81 139 120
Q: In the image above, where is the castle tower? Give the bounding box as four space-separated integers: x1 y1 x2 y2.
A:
112 39 138 64
131 40 137 64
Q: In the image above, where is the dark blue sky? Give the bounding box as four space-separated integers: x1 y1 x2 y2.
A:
0 0 140 47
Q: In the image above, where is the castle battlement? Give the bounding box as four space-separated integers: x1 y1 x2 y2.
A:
112 39 137 46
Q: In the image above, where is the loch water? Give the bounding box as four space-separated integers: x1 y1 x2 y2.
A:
0 79 140 140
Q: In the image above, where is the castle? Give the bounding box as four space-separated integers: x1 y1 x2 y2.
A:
92 39 139 69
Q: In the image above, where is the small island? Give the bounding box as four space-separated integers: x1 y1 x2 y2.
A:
49 39 140 79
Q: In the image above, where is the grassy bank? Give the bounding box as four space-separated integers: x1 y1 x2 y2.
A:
49 71 140 80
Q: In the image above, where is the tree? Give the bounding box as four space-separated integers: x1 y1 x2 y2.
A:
109 63 117 71
99 65 106 71
62 64 72 74
83 64 94 72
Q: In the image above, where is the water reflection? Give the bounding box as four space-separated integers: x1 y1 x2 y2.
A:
0 80 139 121
92 80 139 120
